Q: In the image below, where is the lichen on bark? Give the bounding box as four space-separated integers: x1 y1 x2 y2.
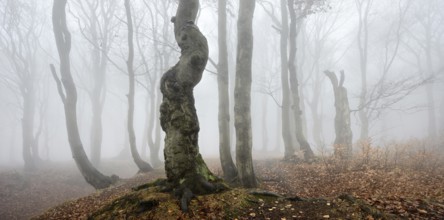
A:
159 0 225 205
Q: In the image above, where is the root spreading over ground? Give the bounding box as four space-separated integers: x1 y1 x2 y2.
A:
1 155 443 219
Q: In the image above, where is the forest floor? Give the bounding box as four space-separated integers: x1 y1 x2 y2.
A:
1 152 444 219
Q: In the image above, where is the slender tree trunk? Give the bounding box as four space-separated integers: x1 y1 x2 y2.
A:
325 70 353 159
356 0 372 141
235 0 257 188
425 20 437 140
288 0 314 161
22 90 36 171
84 0 113 167
124 0 153 173
280 0 294 159
309 65 324 148
261 96 269 151
89 21 105 166
51 0 117 189
218 0 237 181
159 0 224 197
90 94 103 166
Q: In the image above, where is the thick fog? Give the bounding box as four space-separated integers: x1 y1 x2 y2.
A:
0 0 443 166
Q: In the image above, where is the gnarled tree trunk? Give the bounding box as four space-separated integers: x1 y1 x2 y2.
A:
325 70 352 160
159 0 223 198
51 0 117 189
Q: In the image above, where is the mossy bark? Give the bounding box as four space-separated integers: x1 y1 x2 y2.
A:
159 0 222 196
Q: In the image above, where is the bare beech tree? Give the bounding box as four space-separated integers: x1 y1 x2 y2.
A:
288 0 315 161
124 0 153 173
258 0 296 158
235 0 257 188
159 0 226 211
51 0 118 189
72 0 118 166
279 0 295 159
0 0 43 170
355 0 373 141
402 0 444 140
218 0 237 181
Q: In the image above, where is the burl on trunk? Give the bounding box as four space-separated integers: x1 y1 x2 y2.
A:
159 0 225 206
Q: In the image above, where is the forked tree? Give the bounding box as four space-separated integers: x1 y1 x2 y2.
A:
325 70 352 160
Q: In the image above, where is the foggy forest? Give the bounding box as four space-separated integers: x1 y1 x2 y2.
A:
0 0 443 219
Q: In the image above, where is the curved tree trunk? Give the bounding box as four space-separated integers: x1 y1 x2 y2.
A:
288 0 314 161
325 70 353 160
159 0 223 197
235 0 257 188
124 0 153 173
218 0 237 182
51 0 117 189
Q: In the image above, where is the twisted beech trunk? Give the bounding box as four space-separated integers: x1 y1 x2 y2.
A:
160 0 223 198
325 70 352 160
51 0 117 189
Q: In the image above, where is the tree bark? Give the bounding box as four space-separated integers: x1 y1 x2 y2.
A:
288 0 314 161
51 0 117 189
235 0 257 188
218 0 237 182
279 0 295 159
159 0 223 196
355 0 372 141
325 70 353 160
124 0 153 173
